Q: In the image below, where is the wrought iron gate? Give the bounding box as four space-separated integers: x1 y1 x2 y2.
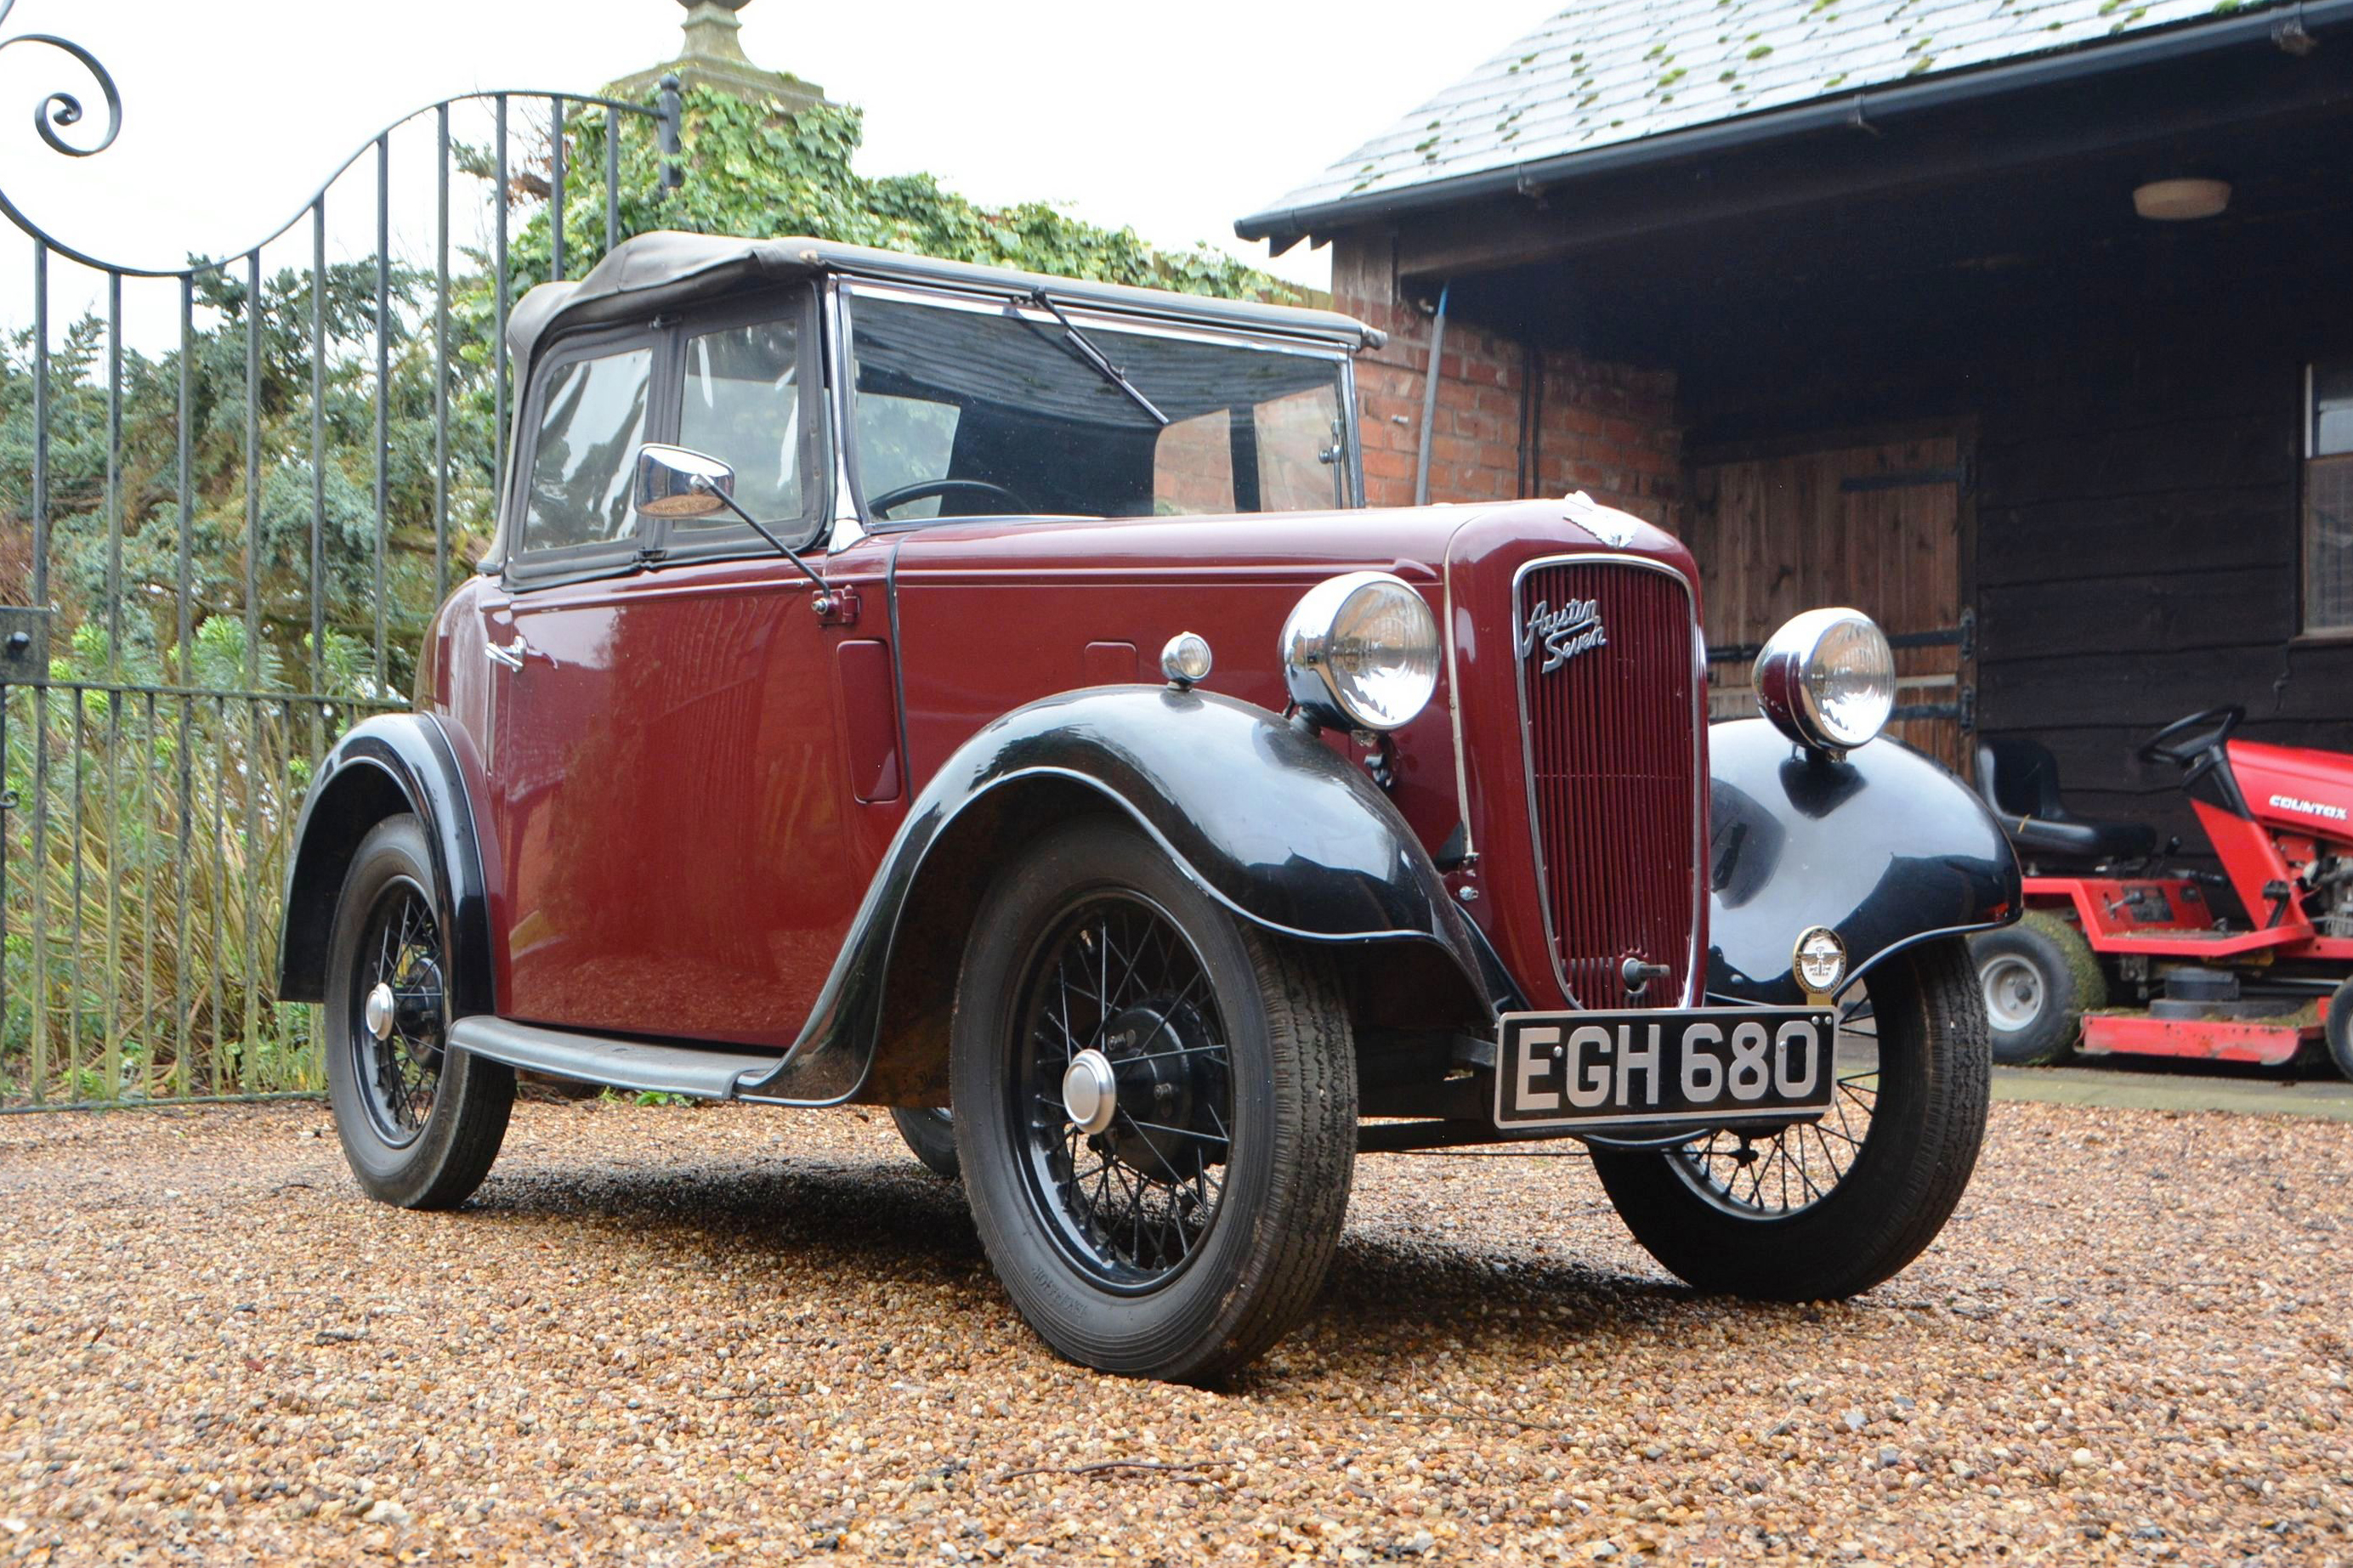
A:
0 5 688 1105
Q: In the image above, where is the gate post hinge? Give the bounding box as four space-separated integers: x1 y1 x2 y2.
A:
0 605 52 680
814 585 861 627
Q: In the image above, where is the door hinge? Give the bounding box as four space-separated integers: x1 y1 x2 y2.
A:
814 586 861 627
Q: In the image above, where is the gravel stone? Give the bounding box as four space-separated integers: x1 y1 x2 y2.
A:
2 1097 2347 1563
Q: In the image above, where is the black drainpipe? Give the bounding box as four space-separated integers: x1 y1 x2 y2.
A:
1413 282 1450 507
1518 341 1542 497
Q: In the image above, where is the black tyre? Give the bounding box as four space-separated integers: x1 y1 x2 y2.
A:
1590 937 1990 1301
890 1107 961 1180
950 818 1357 1383
2326 978 2353 1084
323 815 514 1209
1970 910 2105 1066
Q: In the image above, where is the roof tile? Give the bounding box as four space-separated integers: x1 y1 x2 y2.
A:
1243 0 2282 229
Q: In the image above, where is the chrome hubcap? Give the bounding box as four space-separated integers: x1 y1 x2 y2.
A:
363 981 398 1042
1980 955 2044 1031
1062 1048 1119 1135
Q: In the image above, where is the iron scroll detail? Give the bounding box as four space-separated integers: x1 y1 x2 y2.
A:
0 0 123 158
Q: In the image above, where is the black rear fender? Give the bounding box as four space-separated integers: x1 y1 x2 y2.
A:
277 713 494 1016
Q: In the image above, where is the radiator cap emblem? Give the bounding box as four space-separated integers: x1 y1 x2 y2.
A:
1565 490 1641 548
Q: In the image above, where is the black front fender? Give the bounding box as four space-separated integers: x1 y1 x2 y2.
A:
1706 719 2021 1006
277 712 494 1016
742 686 1485 1104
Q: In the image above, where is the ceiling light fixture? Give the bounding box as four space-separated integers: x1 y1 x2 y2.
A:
2133 177 2231 222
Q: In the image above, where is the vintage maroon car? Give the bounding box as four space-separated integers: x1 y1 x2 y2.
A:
280 234 2017 1382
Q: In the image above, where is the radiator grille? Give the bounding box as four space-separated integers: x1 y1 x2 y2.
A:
1516 559 1700 1008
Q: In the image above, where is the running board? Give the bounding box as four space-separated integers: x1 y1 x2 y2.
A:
447 1017 785 1100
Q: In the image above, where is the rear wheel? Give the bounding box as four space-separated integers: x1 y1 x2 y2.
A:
951 818 1357 1383
1590 938 1990 1300
890 1107 961 1180
1970 910 2104 1066
324 815 513 1209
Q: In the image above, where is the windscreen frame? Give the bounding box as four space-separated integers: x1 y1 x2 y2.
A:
835 277 1363 531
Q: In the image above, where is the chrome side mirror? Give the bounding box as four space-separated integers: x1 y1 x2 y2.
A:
635 444 736 519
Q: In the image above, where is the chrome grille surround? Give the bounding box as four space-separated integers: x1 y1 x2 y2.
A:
1510 552 1708 1009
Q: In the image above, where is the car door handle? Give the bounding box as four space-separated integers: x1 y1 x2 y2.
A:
484 635 536 671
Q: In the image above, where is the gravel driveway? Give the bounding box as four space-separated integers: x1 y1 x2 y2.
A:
3 1097 2346 1565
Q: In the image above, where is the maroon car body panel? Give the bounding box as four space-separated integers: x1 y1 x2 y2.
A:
425 496 1706 1039
434 537 903 1047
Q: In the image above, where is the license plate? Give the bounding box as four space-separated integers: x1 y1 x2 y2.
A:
1492 1006 1838 1132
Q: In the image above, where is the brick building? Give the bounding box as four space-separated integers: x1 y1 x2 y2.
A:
1239 0 2353 840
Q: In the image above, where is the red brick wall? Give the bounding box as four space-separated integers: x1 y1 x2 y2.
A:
1332 237 1682 529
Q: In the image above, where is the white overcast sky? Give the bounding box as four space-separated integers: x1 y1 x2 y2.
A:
0 0 1551 345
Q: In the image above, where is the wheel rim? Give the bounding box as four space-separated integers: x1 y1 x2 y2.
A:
1978 954 2044 1032
348 878 447 1148
1008 892 1234 1293
1668 992 1880 1220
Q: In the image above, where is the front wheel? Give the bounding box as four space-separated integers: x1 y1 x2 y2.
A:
323 815 514 1209
951 818 1358 1384
1590 938 1990 1301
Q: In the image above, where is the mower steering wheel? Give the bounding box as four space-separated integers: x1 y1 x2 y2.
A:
866 478 1035 518
2138 705 2245 766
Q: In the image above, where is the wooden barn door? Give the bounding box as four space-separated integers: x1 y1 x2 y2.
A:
1687 433 1973 772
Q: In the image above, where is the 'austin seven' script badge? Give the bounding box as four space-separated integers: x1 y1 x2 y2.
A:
1520 597 1607 673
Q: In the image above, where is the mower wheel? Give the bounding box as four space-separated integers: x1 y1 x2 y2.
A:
2326 979 2353 1084
1970 911 2105 1066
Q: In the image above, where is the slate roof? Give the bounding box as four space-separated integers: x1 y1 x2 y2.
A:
1238 0 2289 241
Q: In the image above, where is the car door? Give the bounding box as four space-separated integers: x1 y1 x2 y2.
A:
485 291 893 1049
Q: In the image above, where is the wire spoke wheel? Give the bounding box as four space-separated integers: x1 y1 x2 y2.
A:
347 878 447 1148
953 818 1356 1380
1670 993 1880 1220
1590 939 1988 1303
1012 892 1234 1293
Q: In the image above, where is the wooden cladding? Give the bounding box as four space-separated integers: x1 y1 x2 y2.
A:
1686 435 1970 771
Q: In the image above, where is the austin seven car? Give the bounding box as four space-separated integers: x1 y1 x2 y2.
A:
279 233 2020 1383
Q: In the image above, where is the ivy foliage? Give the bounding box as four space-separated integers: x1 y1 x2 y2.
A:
491 88 1305 304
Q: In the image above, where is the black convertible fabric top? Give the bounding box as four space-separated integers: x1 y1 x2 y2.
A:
506 231 1381 379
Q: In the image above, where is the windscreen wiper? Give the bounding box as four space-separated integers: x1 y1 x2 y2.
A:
1023 288 1169 427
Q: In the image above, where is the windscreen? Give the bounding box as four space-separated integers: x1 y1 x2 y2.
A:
846 290 1350 521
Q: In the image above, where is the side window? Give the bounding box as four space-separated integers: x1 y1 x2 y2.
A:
1254 385 1344 512
1150 388 1344 516
523 345 653 555
2306 362 2353 634
678 318 805 528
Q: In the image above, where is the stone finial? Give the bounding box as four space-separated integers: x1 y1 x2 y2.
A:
612 0 827 113
679 0 753 65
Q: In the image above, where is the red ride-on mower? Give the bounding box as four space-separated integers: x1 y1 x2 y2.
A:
1968 706 2353 1080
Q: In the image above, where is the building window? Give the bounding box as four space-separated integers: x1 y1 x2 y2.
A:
2305 363 2353 633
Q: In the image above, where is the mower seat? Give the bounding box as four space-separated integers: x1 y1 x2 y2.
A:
1975 736 2158 866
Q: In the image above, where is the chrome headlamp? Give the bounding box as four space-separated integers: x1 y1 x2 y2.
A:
1754 608 1896 753
1279 571 1439 732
